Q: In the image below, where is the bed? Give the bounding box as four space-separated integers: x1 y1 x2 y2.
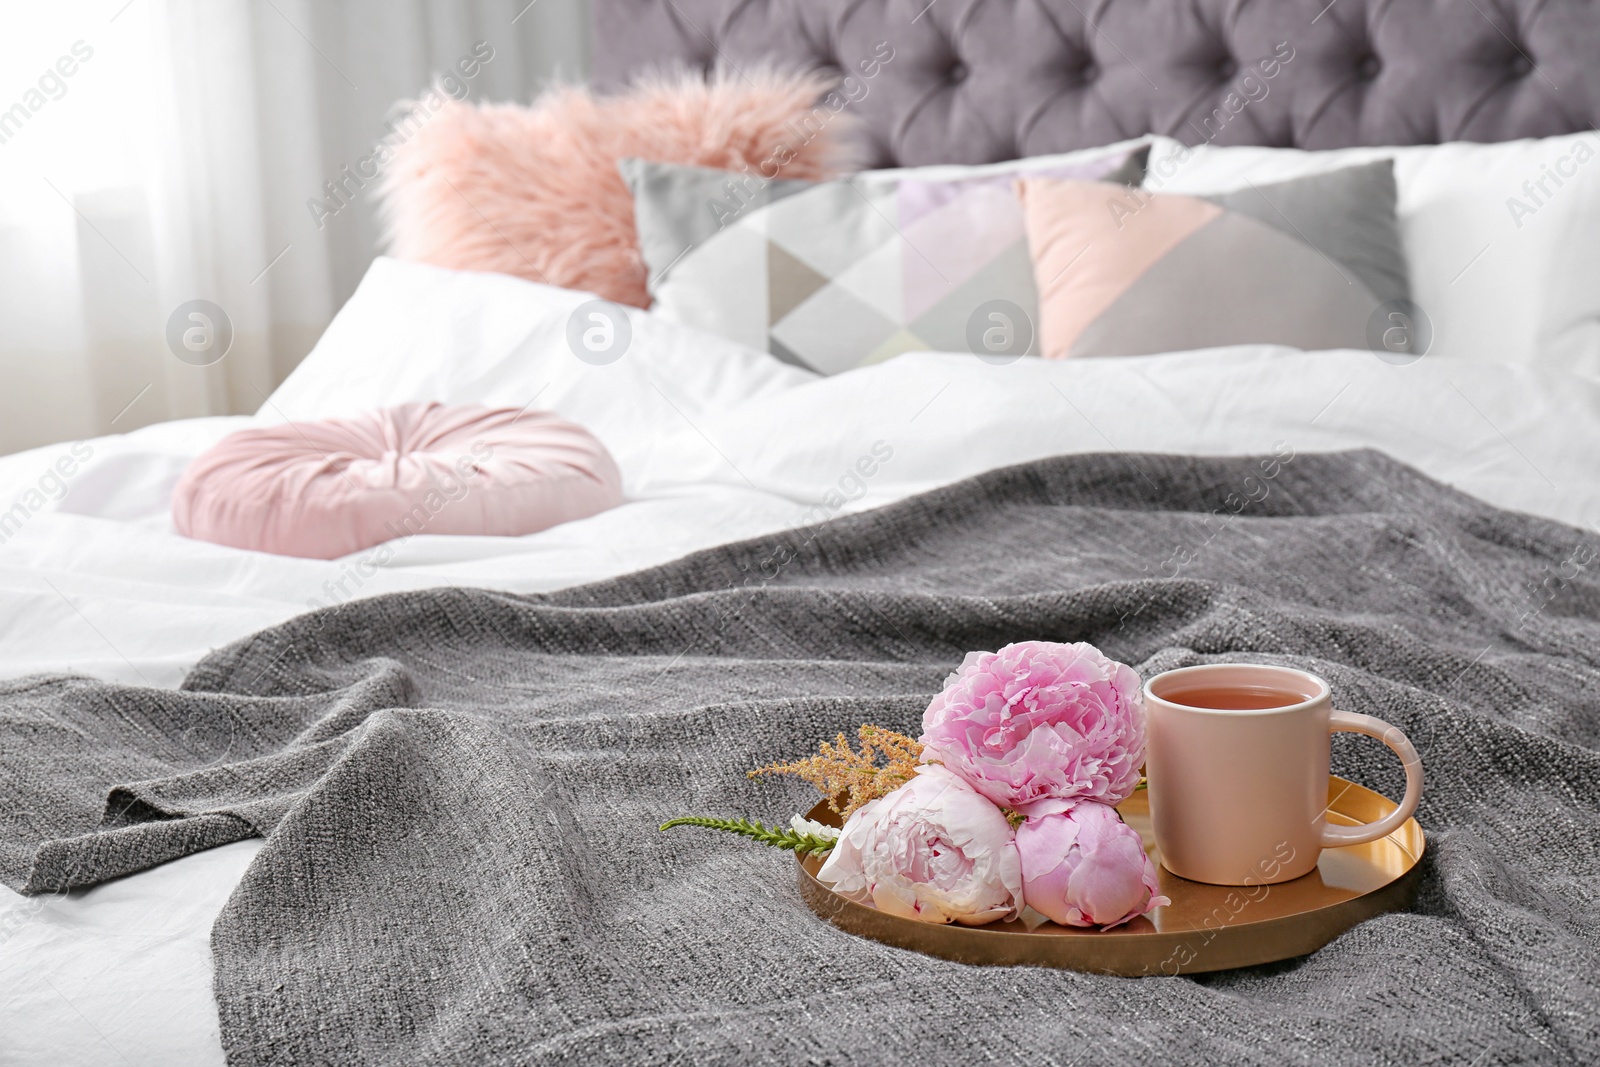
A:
3 1 1600 1064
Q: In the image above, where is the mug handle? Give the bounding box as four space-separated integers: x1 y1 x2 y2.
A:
1319 710 1424 848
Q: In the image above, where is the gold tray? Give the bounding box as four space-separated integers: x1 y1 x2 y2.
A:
797 775 1423 976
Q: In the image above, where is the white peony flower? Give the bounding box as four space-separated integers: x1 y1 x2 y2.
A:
816 765 1022 925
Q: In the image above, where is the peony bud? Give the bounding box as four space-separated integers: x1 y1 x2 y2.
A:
1015 799 1168 929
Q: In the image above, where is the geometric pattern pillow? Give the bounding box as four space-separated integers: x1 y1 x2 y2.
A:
646 144 1149 374
1017 160 1412 359
620 157 820 293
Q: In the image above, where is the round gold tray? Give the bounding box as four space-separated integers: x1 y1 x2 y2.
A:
797 775 1423 976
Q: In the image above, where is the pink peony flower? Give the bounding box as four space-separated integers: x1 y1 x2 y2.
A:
816 765 1023 925
919 640 1145 810
1015 800 1169 929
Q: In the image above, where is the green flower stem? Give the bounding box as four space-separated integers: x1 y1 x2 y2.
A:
660 816 836 857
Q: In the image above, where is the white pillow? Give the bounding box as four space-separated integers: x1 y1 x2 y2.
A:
1145 133 1600 378
265 258 816 493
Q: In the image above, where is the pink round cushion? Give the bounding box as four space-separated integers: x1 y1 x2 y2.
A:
173 402 624 559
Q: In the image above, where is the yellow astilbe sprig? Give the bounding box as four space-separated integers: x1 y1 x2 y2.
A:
749 725 925 818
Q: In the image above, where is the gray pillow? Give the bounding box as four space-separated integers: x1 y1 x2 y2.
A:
619 158 816 291
626 143 1150 373
1014 159 1417 360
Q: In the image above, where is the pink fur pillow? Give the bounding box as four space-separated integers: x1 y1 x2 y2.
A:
377 68 854 308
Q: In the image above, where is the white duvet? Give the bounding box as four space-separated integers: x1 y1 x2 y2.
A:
4 258 1599 1066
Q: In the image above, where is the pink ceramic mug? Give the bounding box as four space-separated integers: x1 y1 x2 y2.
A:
1143 663 1423 886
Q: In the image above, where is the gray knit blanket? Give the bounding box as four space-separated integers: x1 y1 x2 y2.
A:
3 451 1598 1066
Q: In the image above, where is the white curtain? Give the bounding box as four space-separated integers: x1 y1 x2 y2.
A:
0 0 590 455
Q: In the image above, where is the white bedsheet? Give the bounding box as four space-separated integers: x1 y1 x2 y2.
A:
5 260 1600 1066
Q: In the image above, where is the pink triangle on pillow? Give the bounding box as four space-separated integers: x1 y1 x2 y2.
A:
1016 178 1222 358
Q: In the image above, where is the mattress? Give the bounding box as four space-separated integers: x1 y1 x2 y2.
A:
5 259 1600 1064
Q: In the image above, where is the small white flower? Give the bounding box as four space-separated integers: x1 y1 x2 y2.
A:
790 814 840 841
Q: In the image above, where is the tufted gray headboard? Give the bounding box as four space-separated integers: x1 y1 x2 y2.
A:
591 0 1600 168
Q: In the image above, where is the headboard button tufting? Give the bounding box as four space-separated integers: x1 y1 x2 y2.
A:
591 0 1600 159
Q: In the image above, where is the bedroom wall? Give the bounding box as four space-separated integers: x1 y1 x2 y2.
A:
0 0 591 457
